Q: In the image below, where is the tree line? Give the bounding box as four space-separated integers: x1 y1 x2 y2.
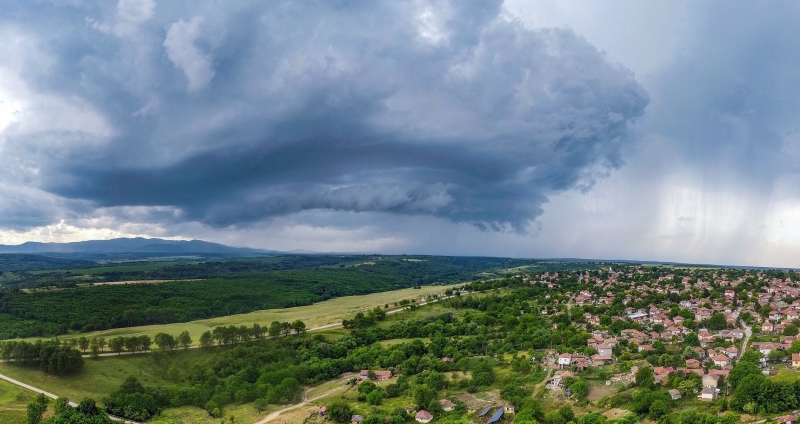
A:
0 339 83 375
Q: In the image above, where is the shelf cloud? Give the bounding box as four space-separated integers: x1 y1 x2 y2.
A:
0 0 648 234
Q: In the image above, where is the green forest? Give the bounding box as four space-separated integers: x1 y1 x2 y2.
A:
0 255 600 339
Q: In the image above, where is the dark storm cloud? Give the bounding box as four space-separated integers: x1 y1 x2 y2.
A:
3 0 648 231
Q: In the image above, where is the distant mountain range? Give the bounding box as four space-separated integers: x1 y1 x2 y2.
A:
0 238 267 254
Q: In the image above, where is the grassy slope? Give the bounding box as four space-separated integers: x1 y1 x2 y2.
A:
0 378 34 424
5 285 454 345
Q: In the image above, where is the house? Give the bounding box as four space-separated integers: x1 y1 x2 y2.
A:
504 404 516 414
439 399 455 412
415 410 433 423
793 353 800 368
702 374 719 388
352 415 365 424
596 344 613 357
726 346 739 359
713 354 729 368
685 358 701 369
590 354 614 365
669 389 682 400
360 370 392 380
775 414 797 424
318 406 327 417
698 387 718 401
557 353 572 368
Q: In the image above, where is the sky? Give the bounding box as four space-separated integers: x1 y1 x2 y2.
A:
1 0 800 267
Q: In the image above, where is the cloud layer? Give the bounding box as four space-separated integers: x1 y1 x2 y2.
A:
0 0 648 236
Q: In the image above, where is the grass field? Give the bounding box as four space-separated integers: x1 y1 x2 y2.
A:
0 378 35 424
0 347 226 403
4 285 456 346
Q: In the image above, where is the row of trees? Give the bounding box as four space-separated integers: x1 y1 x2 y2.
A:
198 321 306 347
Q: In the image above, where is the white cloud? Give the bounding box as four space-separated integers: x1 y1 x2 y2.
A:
163 16 215 91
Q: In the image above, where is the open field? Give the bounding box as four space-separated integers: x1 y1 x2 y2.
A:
0 378 35 424
4 285 456 347
0 347 215 403
88 279 203 286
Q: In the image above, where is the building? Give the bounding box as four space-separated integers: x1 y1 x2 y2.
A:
359 370 392 380
669 389 682 400
352 415 365 424
415 410 433 423
698 387 718 401
439 399 455 412
793 353 800 368
702 374 719 388
596 344 613 357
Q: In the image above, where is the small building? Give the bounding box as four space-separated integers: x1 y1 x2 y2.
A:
359 370 392 380
596 344 613 357
439 399 455 412
793 353 800 368
698 387 718 401
503 404 516 414
351 415 365 424
557 353 572 368
775 414 797 424
713 354 729 368
318 406 327 417
415 410 433 423
702 374 719 388
669 389 682 400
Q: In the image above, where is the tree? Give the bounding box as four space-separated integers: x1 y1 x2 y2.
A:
110 337 125 355
98 337 106 352
77 336 89 353
139 335 152 352
768 349 786 363
54 397 70 415
683 333 700 347
178 330 192 350
558 405 575 423
26 393 49 424
200 331 213 348
635 366 655 388
569 379 589 400
729 361 762 389
77 398 100 416
268 321 282 338
89 340 100 359
707 313 728 331
785 324 799 336
327 401 352 424
740 349 762 364
413 385 434 409
649 400 668 419
678 379 699 396
366 390 383 406
154 333 175 351
291 320 306 335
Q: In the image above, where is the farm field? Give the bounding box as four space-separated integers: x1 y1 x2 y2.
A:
4 284 456 345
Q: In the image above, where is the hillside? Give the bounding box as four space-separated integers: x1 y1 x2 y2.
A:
0 237 265 254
